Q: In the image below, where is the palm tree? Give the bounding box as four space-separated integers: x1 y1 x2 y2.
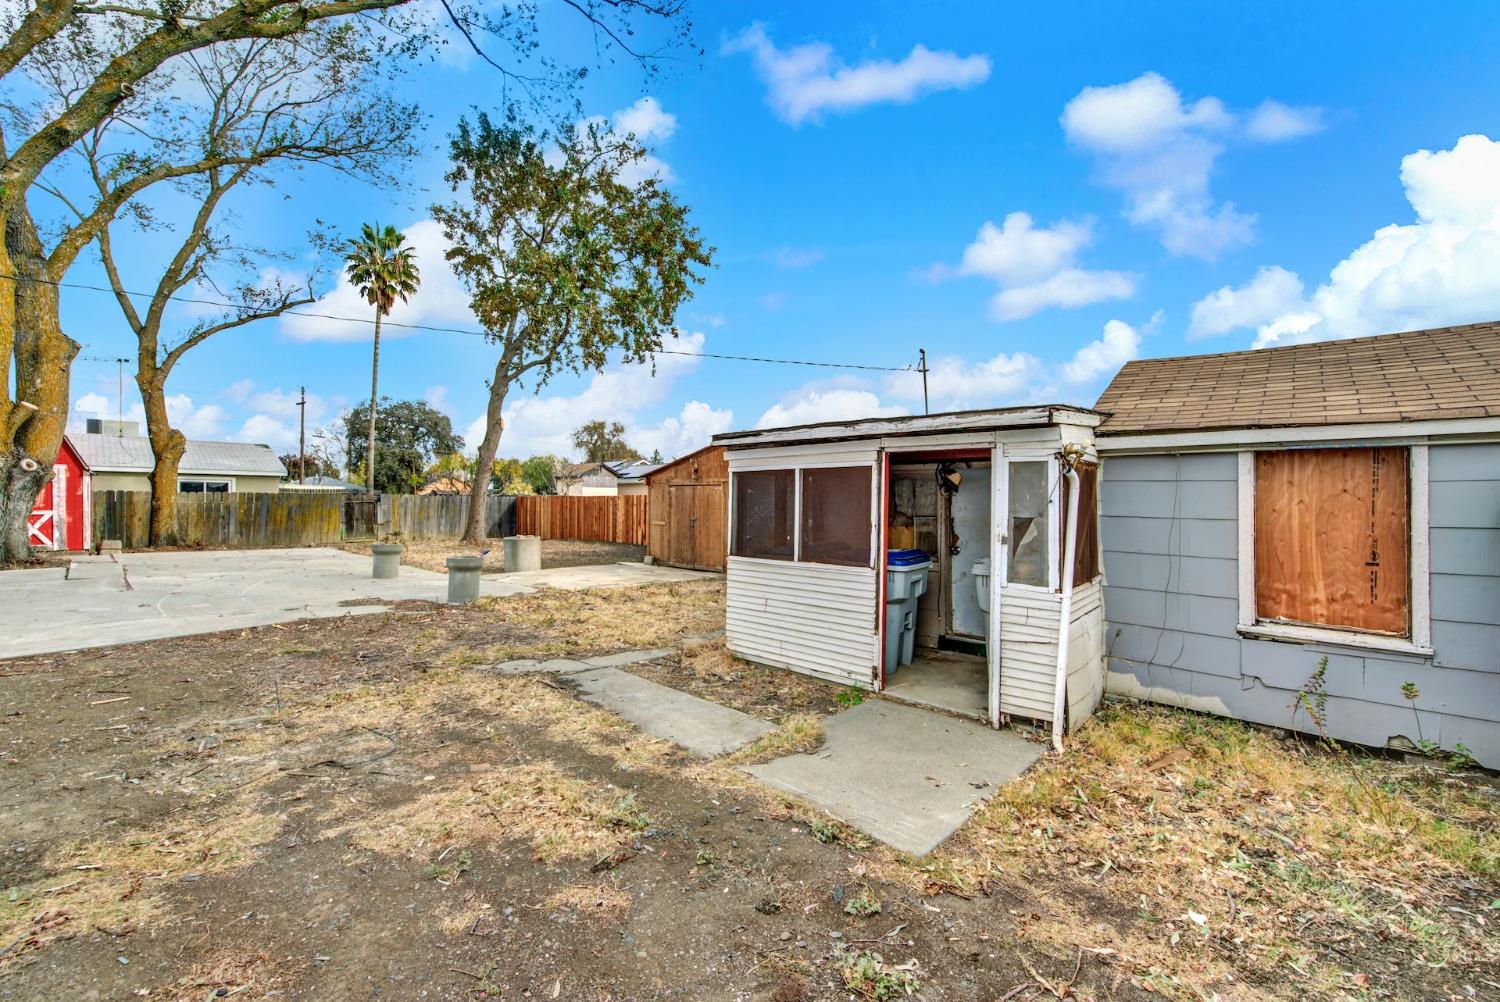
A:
344 223 421 493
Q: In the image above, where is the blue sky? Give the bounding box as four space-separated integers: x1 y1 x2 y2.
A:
60 1 1500 465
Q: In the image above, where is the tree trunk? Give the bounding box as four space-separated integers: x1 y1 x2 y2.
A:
462 361 511 545
140 375 187 547
0 204 77 562
365 309 381 494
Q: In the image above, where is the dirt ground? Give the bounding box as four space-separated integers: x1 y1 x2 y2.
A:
336 538 646 575
1 581 1496 1001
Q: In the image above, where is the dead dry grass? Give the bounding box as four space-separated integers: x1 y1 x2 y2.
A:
544 879 633 920
339 761 652 865
0 806 281 968
725 713 826 765
625 637 843 722
875 702 1500 999
152 950 298 1001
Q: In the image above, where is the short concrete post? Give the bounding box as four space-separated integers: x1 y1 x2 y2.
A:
371 542 403 579
446 555 484 603
502 534 541 573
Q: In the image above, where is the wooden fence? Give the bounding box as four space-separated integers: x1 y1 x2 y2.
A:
94 491 518 549
94 490 343 550
381 493 515 541
515 494 646 545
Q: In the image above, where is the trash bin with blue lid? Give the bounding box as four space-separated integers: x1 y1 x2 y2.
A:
884 549 932 673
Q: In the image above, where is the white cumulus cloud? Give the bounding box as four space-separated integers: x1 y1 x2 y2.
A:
1245 100 1325 142
1186 134 1500 348
930 211 1136 321
1061 319 1142 384
725 24 990 125
281 218 472 343
1188 265 1305 338
755 382 907 429
1062 72 1322 259
464 332 729 460
883 349 1042 411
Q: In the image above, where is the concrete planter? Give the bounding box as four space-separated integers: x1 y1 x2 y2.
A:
502 534 541 573
371 542 404 579
446 555 485 603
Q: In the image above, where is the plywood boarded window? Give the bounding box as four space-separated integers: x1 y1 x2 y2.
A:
1254 447 1410 635
799 466 872 566
732 470 795 560
1061 461 1101 585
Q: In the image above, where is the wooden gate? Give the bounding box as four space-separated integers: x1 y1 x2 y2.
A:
343 494 379 539
667 483 726 571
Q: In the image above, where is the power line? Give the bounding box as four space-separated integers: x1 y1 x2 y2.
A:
11 272 915 374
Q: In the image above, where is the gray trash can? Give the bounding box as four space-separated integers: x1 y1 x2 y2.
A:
371 542 403 579
884 549 931 673
446 555 484 603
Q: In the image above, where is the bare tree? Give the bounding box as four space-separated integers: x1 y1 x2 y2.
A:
63 31 419 544
0 0 691 561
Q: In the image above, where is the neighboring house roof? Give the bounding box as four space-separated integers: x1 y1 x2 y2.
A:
283 474 362 491
604 459 664 482
1096 321 1500 436
69 432 287 477
417 476 471 495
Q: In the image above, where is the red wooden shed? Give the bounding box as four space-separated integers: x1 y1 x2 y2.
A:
27 436 91 552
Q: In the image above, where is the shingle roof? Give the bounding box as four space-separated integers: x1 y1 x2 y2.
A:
1095 321 1500 435
70 433 287 476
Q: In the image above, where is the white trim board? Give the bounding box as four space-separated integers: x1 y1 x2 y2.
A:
1097 416 1500 453
1235 445 1431 657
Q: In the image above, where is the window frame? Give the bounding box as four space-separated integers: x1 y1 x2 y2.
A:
728 460 878 570
1236 446 1431 656
177 477 234 493
996 453 1060 593
729 468 797 562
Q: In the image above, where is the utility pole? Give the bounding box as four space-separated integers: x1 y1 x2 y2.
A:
918 348 930 415
296 386 307 484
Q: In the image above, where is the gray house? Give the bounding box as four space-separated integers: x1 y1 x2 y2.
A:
72 420 287 494
1095 322 1500 767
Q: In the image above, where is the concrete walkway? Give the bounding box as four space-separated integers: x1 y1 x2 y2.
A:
744 700 1044 856
0 548 714 659
493 650 774 759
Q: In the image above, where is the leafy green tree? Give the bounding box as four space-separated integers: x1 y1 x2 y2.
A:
344 398 462 493
345 223 421 493
572 420 643 463
435 113 712 543
520 455 563 495
648 448 664 464
426 451 476 490
490 457 525 491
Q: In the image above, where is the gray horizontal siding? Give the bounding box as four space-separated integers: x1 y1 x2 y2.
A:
1100 446 1500 767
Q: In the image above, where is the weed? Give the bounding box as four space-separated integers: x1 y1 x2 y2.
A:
843 889 881 917
600 793 652 831
840 950 920 999
426 848 472 883
835 686 866 708
726 713 825 765
696 848 718 866
809 816 873 849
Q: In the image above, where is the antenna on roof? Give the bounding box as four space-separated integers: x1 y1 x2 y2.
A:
918 348 930 415
114 357 128 435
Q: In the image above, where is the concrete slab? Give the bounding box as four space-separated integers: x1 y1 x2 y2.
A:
0 548 716 660
564 667 774 758
491 658 595 675
883 652 988 720
581 648 674 668
744 700 1043 856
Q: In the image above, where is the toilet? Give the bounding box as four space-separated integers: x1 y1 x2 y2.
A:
972 559 991 635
